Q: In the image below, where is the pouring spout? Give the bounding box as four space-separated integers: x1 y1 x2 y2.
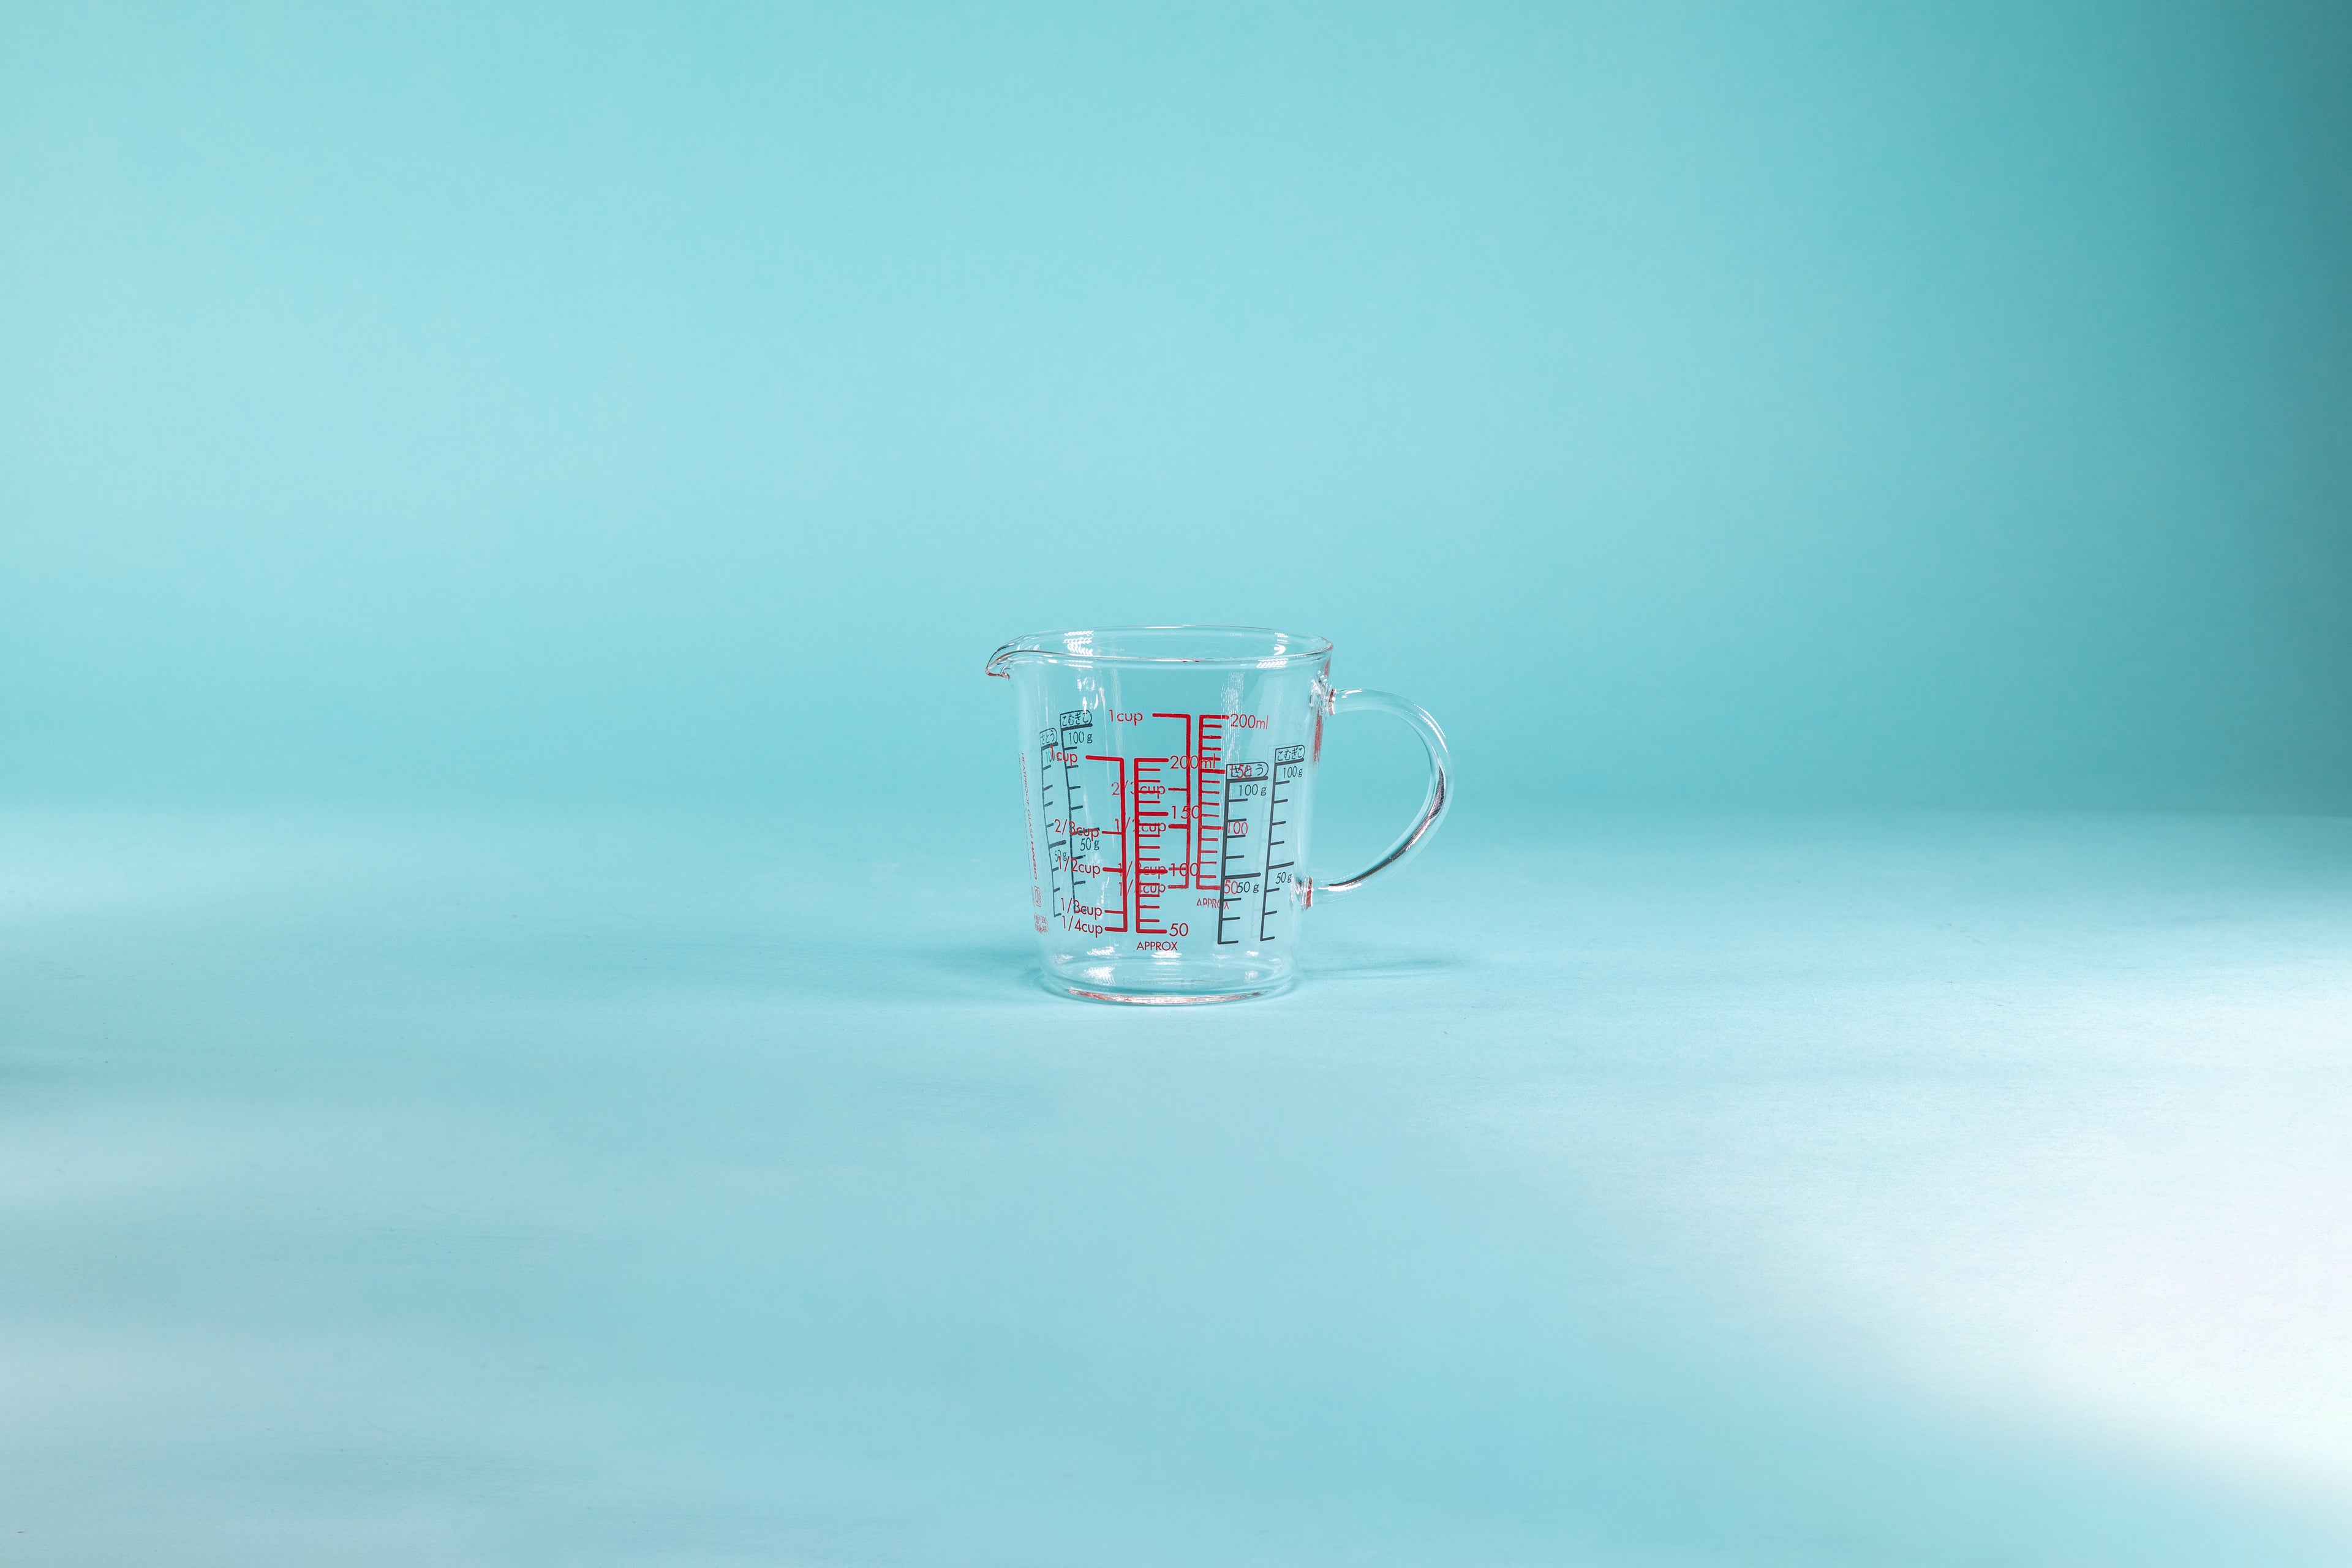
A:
984 639 1024 678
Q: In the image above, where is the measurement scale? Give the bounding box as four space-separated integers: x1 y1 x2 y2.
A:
1033 710 1308 949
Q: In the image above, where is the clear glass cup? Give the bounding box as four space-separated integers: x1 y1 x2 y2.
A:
985 626 1451 1003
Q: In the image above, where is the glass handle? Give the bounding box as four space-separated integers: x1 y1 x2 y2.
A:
1319 688 1452 896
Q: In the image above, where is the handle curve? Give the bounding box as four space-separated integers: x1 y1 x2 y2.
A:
1318 688 1452 896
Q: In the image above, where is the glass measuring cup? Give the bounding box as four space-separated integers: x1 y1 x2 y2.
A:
985 626 1450 1003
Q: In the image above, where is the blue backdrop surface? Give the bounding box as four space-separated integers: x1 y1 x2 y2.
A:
7 805 2352 1564
4 1 2349 811
4 4 2351 1564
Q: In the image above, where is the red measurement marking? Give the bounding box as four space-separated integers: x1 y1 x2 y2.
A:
1131 745 1175 934
1082 755 1131 932
1193 714 1226 890
1069 715 1245 941
1149 714 1196 908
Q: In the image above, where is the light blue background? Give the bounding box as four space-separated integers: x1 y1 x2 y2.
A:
5 1 2348 810
6 5 2351 1565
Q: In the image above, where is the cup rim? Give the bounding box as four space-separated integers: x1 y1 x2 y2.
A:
986 625 1335 675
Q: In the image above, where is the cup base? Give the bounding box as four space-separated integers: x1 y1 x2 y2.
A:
1037 952 1295 1005
1044 974 1294 1006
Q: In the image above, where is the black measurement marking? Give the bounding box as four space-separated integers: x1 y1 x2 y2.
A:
1217 761 1267 945
1058 712 1107 930
1259 748 1304 941
1038 728 1063 925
